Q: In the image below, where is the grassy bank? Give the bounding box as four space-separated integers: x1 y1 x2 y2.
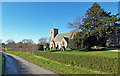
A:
5 51 102 74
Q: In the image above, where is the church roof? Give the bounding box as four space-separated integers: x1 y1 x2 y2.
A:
54 32 73 42
63 37 69 42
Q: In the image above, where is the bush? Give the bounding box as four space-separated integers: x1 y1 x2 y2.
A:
38 45 43 50
34 50 119 74
65 48 72 51
69 30 107 51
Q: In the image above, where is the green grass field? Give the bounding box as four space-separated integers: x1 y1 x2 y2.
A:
4 51 105 74
52 50 119 58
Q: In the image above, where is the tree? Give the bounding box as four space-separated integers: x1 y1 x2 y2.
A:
6 39 15 44
69 31 93 51
17 42 24 48
38 37 48 44
69 3 118 31
68 16 84 32
2 43 6 48
83 3 119 47
69 3 119 51
22 39 34 44
6 39 16 48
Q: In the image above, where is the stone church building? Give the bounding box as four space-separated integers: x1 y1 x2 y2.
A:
49 28 120 50
49 28 74 49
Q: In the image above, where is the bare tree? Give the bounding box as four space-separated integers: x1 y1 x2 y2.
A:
38 37 48 44
68 16 84 39
6 39 15 44
5 39 16 48
68 16 84 32
17 41 24 48
22 39 34 44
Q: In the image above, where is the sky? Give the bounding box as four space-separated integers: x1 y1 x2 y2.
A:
1 0 120 2
2 2 118 43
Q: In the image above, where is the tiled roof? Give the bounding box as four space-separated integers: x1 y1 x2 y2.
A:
54 32 73 42
63 37 69 42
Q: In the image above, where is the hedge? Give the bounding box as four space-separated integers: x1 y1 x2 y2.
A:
34 50 119 74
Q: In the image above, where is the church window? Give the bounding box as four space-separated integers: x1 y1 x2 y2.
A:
62 41 65 45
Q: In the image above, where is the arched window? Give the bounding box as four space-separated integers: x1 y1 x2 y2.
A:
62 41 65 45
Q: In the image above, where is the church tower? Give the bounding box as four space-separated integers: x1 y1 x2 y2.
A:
49 28 58 48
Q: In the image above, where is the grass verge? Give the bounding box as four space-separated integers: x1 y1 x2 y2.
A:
0 55 5 75
4 51 102 74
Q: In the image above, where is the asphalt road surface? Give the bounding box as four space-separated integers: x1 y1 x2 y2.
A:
2 53 57 75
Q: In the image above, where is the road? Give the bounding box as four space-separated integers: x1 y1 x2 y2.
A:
2 53 57 75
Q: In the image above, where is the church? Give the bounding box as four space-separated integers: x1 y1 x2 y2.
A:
49 28 120 50
49 28 74 50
